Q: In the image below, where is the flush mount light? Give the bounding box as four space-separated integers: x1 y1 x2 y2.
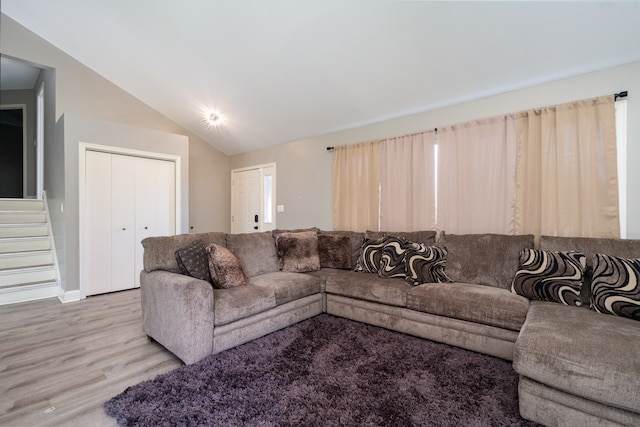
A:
202 111 225 132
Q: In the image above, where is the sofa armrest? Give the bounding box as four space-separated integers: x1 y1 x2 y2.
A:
140 270 214 364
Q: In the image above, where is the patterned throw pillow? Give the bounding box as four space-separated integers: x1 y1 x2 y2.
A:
511 249 586 306
355 237 387 274
206 244 248 289
404 244 452 285
275 231 321 273
378 236 409 279
174 239 212 283
591 254 640 321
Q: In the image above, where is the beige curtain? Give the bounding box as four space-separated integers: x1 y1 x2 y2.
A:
333 141 380 232
514 96 619 238
437 116 517 234
380 131 436 231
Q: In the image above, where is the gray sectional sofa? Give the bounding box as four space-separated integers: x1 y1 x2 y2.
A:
140 229 640 427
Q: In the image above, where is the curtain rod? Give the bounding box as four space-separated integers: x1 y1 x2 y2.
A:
327 93 627 151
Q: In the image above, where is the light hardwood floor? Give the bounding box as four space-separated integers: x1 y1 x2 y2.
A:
0 289 182 426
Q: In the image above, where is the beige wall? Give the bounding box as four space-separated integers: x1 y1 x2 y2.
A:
231 61 640 239
0 14 230 235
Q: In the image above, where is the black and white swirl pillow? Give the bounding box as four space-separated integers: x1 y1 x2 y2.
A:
379 236 408 279
404 244 452 285
591 254 640 321
511 249 585 306
355 237 387 274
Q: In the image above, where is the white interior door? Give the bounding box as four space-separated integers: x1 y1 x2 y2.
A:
85 150 113 295
111 154 136 292
84 150 176 295
134 157 176 285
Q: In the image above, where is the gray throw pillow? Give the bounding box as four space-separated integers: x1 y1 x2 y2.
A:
275 231 321 273
511 249 585 306
404 244 452 285
591 254 640 321
174 239 212 283
206 244 248 289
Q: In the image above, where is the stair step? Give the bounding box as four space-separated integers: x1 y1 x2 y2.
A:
0 250 54 270
0 223 48 238
0 237 51 253
0 265 56 287
0 199 44 211
0 280 59 305
0 211 46 224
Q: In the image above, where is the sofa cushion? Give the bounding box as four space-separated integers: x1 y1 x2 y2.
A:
439 233 534 289
319 230 365 270
303 268 343 292
317 234 353 270
365 230 437 246
143 232 226 273
250 272 321 306
174 239 212 283
513 301 640 413
326 270 412 307
591 254 640 321
511 249 586 306
404 244 452 285
407 282 529 331
540 235 640 305
213 285 277 326
275 231 321 273
226 232 279 277
206 244 249 289
355 237 386 274
378 236 409 279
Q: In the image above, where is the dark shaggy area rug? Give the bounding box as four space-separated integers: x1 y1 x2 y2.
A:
105 315 540 426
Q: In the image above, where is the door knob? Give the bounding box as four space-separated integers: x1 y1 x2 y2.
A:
254 226 259 230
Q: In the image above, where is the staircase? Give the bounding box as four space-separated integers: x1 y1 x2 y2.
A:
0 198 59 305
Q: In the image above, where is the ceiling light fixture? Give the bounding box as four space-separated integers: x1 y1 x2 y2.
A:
202 111 225 132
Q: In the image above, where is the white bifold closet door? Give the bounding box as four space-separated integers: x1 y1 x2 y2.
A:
85 150 175 296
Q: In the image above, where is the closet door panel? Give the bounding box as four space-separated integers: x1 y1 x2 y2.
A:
85 151 113 296
134 157 176 285
111 154 136 291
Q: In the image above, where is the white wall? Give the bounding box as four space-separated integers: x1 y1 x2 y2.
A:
231 61 640 238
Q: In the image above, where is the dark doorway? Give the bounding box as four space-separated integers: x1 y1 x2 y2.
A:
0 108 24 198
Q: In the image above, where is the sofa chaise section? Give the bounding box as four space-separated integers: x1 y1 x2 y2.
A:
513 235 640 427
514 301 640 426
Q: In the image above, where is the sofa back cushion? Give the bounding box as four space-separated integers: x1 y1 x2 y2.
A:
225 231 279 277
365 230 437 246
539 235 640 305
439 233 534 289
142 232 226 273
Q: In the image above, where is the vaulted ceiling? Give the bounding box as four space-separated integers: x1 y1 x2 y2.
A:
3 1 640 155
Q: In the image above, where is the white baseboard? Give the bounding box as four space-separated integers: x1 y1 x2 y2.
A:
58 288 82 303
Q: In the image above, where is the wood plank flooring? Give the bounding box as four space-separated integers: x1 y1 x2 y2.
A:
0 289 182 426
